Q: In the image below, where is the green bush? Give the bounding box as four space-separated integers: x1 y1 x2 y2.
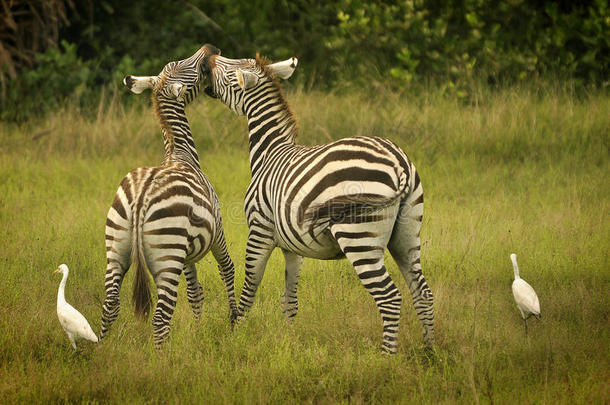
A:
2 0 608 121
328 0 609 96
2 41 95 121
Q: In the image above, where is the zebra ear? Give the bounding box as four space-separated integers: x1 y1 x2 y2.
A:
168 83 186 101
267 57 298 80
123 75 159 94
236 69 258 90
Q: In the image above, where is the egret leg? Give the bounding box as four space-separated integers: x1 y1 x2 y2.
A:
524 318 528 336
68 333 77 350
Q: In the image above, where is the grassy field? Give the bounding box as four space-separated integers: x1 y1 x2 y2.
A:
0 85 608 403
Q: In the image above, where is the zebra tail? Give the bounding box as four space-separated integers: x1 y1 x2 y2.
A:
132 196 152 320
303 166 410 231
303 191 406 230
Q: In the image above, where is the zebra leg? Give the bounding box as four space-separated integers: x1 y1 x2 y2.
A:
281 249 303 319
100 260 129 339
237 229 275 318
388 198 435 348
100 201 132 340
150 263 184 348
332 225 402 354
184 264 204 319
211 230 239 320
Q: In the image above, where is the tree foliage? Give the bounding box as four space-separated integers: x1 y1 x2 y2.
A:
1 0 608 121
0 0 73 106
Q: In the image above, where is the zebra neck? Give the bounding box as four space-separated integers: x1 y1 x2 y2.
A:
153 98 200 167
245 91 297 174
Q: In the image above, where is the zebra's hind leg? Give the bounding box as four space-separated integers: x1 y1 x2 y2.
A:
388 198 435 348
211 230 238 320
331 224 402 354
184 264 204 320
100 260 129 339
151 263 184 348
100 205 132 340
281 249 303 319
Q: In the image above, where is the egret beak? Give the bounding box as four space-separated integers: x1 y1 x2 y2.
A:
53 267 61 275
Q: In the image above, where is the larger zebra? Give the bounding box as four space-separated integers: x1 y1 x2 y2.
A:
202 53 435 353
101 44 238 346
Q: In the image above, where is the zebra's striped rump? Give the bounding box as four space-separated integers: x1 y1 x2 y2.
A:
203 51 434 353
104 165 222 338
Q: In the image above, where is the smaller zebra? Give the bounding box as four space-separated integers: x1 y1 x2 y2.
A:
101 44 238 346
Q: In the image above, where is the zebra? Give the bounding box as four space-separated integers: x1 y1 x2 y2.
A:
101 44 238 347
201 52 435 353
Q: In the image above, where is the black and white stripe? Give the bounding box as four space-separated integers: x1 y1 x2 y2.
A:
101 45 238 347
203 53 434 353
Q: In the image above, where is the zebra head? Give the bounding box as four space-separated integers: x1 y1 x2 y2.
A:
123 44 221 105
203 53 298 115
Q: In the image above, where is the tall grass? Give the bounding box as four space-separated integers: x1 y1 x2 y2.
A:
0 85 608 403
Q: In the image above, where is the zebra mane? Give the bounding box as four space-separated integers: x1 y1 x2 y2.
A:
253 53 299 141
151 83 176 154
255 53 272 68
255 53 288 82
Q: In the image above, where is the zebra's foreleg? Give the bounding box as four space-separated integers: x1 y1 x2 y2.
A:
184 264 204 320
237 230 275 319
281 249 303 319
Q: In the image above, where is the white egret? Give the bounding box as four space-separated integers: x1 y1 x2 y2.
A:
53 264 98 349
510 254 541 335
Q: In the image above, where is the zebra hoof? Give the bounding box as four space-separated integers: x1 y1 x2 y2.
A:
281 308 298 320
381 344 397 355
154 337 170 350
229 310 238 323
229 309 244 328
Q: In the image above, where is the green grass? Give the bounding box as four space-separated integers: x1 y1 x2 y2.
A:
0 86 608 403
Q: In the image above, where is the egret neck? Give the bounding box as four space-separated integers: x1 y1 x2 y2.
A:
57 269 68 307
510 253 520 279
